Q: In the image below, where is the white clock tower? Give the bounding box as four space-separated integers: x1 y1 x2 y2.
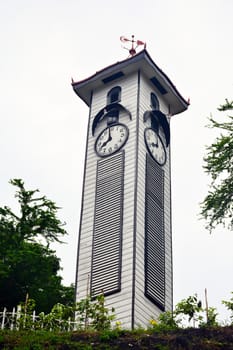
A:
72 46 188 329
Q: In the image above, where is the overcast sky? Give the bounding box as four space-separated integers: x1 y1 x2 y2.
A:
0 0 232 323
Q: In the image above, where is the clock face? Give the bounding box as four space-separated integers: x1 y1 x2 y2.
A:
95 123 129 157
144 128 166 165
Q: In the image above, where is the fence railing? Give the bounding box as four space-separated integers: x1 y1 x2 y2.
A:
0 306 79 332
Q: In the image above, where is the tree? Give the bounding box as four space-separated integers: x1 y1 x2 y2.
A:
0 179 73 312
201 99 233 232
175 294 202 327
222 292 233 323
0 241 63 312
0 179 67 245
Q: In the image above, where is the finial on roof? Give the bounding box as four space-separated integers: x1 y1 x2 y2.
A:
120 35 146 57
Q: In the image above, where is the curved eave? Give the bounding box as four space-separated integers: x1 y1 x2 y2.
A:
72 49 189 116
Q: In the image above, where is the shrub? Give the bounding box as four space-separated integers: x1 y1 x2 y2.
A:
222 292 233 324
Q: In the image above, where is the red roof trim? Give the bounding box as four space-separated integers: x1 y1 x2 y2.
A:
72 49 189 109
72 52 138 86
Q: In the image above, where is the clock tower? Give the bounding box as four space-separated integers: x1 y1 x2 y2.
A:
72 48 188 329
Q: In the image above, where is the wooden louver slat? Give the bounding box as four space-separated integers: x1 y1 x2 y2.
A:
91 151 124 297
145 154 165 311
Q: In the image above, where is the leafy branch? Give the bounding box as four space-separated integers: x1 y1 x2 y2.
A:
201 99 233 232
0 179 67 246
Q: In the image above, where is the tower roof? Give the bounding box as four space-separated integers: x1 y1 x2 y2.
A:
72 49 189 116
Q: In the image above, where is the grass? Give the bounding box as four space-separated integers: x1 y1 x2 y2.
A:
0 326 233 349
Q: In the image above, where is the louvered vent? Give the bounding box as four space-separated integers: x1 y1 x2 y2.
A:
91 151 124 297
145 154 165 310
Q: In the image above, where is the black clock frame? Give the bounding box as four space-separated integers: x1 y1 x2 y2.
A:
95 123 129 158
144 127 167 166
143 109 170 147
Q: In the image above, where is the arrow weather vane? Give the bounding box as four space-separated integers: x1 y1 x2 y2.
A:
120 35 146 56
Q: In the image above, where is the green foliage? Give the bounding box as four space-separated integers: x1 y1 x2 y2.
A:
9 294 115 332
2 291 233 336
75 294 115 331
75 294 93 329
90 294 115 331
16 297 37 330
0 179 72 312
1 327 233 350
201 99 233 232
1 294 233 349
200 307 218 328
0 330 76 350
99 328 120 341
59 284 76 306
150 311 180 332
222 292 233 323
0 240 66 312
207 307 218 326
0 179 67 245
175 294 203 326
158 311 180 330
38 302 74 331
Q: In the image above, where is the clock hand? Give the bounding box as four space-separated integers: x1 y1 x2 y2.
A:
108 127 112 141
100 128 112 148
100 139 109 148
151 142 158 148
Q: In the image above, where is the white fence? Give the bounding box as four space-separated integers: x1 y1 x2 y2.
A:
0 306 78 331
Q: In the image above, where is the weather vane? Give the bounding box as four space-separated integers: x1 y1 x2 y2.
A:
120 35 146 56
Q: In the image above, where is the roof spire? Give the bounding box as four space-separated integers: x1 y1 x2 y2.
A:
120 35 146 57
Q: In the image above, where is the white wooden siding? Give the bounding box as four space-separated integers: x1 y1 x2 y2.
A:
76 69 172 328
133 73 172 326
76 73 139 328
